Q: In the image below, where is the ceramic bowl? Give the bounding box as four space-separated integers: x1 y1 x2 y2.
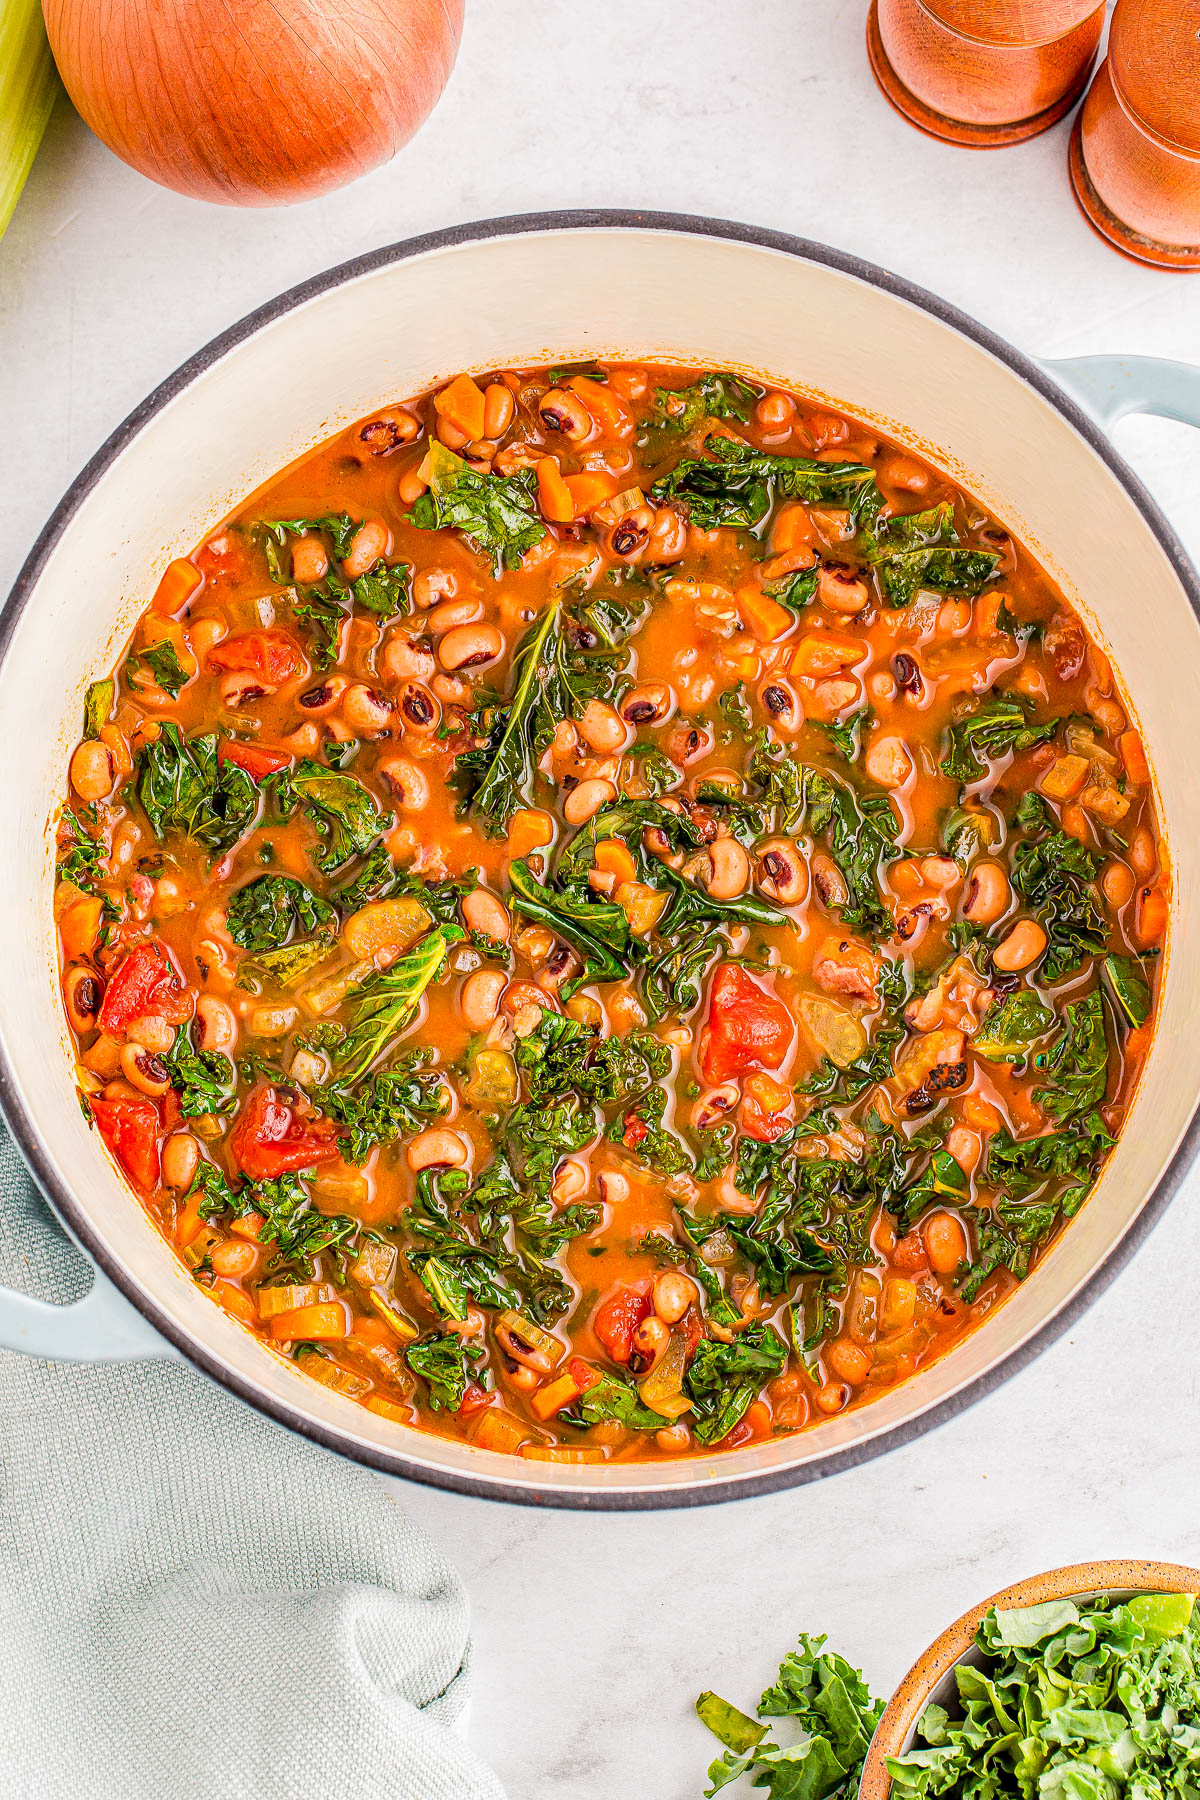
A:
3 212 1200 1507
859 1558 1200 1799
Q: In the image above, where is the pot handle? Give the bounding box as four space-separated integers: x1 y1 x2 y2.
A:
1043 354 1200 431
0 1266 173 1362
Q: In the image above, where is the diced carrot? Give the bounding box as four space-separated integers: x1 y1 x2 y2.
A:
229 1211 265 1240
151 557 203 617
1120 729 1150 788
737 586 794 643
1136 882 1169 947
537 457 574 523
60 896 104 961
790 631 863 678
744 1399 773 1439
213 1279 258 1327
1039 755 1089 801
175 1188 207 1251
269 1302 349 1343
974 590 1006 636
770 502 816 553
530 1371 584 1421
594 838 637 883
563 471 621 516
366 1396 413 1424
569 376 631 437
433 373 486 441
508 808 555 859
470 1409 529 1454
743 1071 791 1113
520 1445 608 1463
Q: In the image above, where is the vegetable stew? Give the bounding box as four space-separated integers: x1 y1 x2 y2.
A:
55 360 1166 1461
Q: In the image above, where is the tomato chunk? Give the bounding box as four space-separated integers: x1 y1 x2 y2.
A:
207 630 304 684
229 1083 342 1180
97 942 180 1037
92 1095 161 1192
700 964 794 1085
217 739 292 779
592 1282 651 1365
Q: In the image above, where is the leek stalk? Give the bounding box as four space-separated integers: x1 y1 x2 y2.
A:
0 0 58 241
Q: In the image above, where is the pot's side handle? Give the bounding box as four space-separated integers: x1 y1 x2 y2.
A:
1043 354 1200 431
0 1267 173 1362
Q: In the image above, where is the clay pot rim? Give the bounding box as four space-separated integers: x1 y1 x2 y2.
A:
858 1558 1200 1800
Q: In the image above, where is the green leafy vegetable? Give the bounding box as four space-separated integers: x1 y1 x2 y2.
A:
941 694 1059 786
409 444 545 571
685 1324 788 1443
698 1631 884 1800
974 992 1055 1065
271 759 391 873
652 371 763 430
405 1333 484 1412
558 1372 671 1432
136 723 260 857
132 638 189 698
248 1172 360 1277
887 1592 1200 1800
862 500 1000 608
164 1028 236 1119
257 512 360 566
83 679 114 740
310 1060 450 1164
1011 793 1108 980
226 875 336 953
506 857 628 995
334 925 463 1084
652 437 881 532
1104 954 1152 1029
813 705 873 765
235 939 334 995
56 806 105 892
1035 990 1108 1124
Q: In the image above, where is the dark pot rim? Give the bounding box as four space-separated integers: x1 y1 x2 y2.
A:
4 208 1198 1510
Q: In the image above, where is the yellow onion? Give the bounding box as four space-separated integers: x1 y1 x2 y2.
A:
42 0 464 206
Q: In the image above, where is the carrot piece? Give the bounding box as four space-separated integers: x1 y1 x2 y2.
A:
737 586 794 643
530 1371 584 1421
770 502 816 553
568 376 631 437
269 1302 349 1343
537 457 575 523
433 373 486 441
594 838 637 883
151 557 203 617
790 631 863 678
470 1408 530 1454
520 1445 608 1463
563 471 621 516
175 1188 207 1252
1136 882 1169 947
508 808 555 859
213 1279 258 1327
60 896 104 961
1120 729 1151 787
744 1399 773 1439
366 1396 413 1424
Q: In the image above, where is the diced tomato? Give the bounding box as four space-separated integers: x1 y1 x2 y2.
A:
700 964 794 1085
456 1384 495 1420
721 1419 755 1450
97 942 180 1037
621 1113 649 1149
228 1083 342 1180
566 1356 602 1392
217 739 292 779
592 1282 651 1366
195 533 249 585
207 629 304 684
720 1400 773 1450
739 1071 794 1143
92 1095 161 1192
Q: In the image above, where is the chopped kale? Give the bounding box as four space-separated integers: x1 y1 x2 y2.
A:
226 874 336 953
136 723 260 857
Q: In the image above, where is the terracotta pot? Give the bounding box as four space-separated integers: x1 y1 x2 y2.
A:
867 0 1105 146
1070 0 1200 270
860 1558 1200 1800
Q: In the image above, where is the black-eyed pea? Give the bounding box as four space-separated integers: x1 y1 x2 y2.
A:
397 682 440 735
282 723 322 757
578 700 628 754
462 887 511 943
816 564 870 615
563 778 616 825
992 917 1047 972
342 684 393 738
342 517 390 580
195 995 237 1052
161 1133 200 1191
378 755 430 812
219 670 270 708
483 383 515 439
189 616 227 658
620 682 674 727
963 860 1011 925
381 635 436 684
706 835 749 900
538 388 591 440
654 1423 693 1453
652 1270 697 1324
1102 860 1135 908
69 740 115 802
1129 826 1156 881
427 596 483 634
864 734 912 790
290 535 329 584
298 676 348 716
460 968 507 1031
412 567 458 610
406 1129 468 1173
63 967 104 1033
596 1170 628 1205
551 1160 588 1204
119 1042 171 1097
438 624 504 672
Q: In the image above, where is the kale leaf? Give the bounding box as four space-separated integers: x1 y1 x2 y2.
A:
405 1333 484 1412
652 437 881 532
409 444 545 571
940 694 1059 786
164 1027 237 1118
1010 793 1108 980
134 637 189 697
137 723 260 857
685 1324 788 1444
310 1060 450 1163
270 759 391 873
334 925 463 1084
973 992 1056 1065
1104 953 1152 1029
651 371 763 430
862 499 1000 608
1034 989 1108 1124
226 874 336 953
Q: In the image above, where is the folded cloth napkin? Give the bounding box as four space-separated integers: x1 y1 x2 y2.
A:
0 1130 506 1800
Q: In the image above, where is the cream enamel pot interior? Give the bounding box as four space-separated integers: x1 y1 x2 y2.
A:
3 211 1200 1510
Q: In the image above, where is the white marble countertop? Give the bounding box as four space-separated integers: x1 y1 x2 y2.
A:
4 5 1200 1796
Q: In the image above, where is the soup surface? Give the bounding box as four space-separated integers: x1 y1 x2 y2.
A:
55 361 1166 1463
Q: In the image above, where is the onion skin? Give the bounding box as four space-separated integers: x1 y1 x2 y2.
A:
42 0 465 206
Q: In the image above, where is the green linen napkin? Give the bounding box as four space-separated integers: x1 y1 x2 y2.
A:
0 1130 506 1800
